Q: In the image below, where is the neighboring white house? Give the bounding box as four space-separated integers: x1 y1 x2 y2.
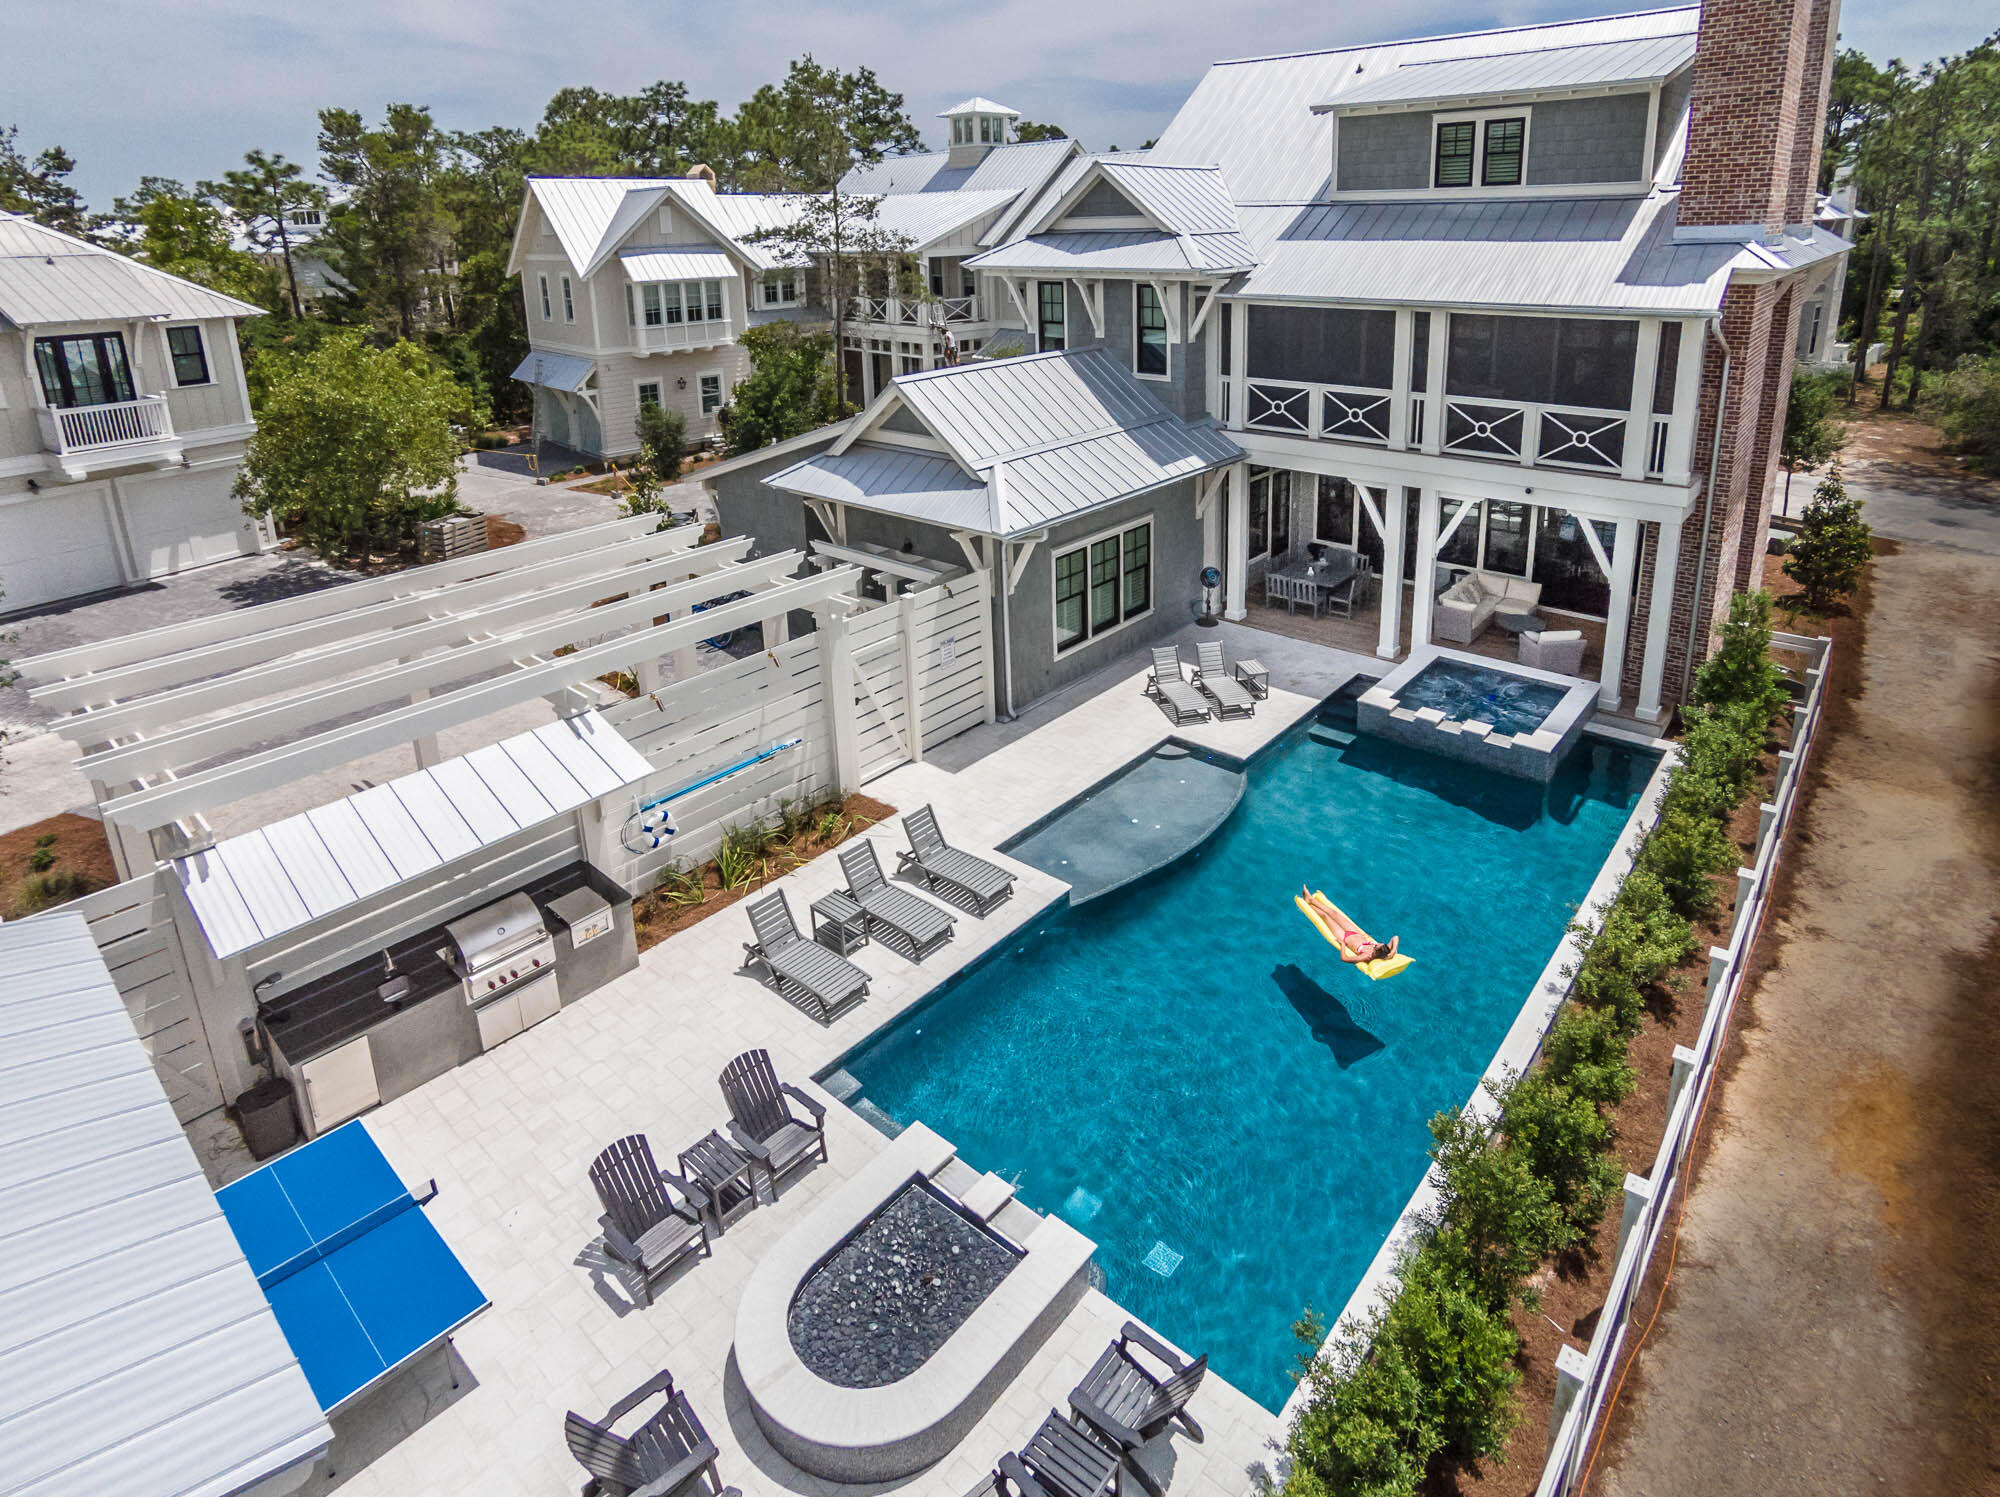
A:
0 214 265 614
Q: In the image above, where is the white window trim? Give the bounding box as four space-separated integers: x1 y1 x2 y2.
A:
538 274 552 321
634 379 663 412
696 368 727 419
1432 105 1533 191
1133 284 1171 383
164 323 213 388
1051 514 1155 659
560 275 576 323
761 272 800 309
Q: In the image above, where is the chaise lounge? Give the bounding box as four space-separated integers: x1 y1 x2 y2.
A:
897 804 1016 916
1434 571 1542 645
1190 641 1255 719
1144 646 1211 725
742 889 869 1024
838 840 956 960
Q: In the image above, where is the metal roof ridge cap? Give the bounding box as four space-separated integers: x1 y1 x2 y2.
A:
1206 4 1698 67
973 410 1181 469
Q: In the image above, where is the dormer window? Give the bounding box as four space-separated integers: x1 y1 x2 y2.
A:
1432 109 1530 189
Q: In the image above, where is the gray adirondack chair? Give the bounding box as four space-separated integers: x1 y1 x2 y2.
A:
1143 646 1210 725
838 840 955 960
742 889 869 1023
719 1049 828 1197
896 804 1016 916
588 1136 710 1307
1067 1322 1208 1497
1190 641 1255 719
564 1371 739 1497
992 1411 1122 1497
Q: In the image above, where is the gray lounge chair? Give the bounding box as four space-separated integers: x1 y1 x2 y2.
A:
719 1048 828 1197
742 889 869 1023
1068 1322 1207 1497
588 1135 711 1307
1190 641 1256 719
992 1411 1121 1497
1144 646 1210 725
896 804 1016 916
565 1370 739 1497
838 840 955 960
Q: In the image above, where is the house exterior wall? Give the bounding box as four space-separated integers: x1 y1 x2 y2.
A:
1528 94 1652 185
1336 113 1436 192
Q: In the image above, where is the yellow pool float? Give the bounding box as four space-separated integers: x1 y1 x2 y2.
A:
1295 889 1414 980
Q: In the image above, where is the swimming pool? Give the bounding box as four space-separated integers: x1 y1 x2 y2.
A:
1400 658 1568 735
834 698 1656 1410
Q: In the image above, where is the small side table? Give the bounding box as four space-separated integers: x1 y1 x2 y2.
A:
1235 658 1271 700
810 891 868 954
678 1130 758 1233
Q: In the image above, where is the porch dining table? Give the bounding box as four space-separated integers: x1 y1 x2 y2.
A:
1271 549 1362 616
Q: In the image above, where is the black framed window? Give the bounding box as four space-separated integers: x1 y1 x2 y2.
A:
1122 525 1151 618
1054 548 1088 651
637 381 661 409
166 326 210 386
1481 118 1526 186
1219 303 1232 376
561 276 575 321
1089 536 1120 633
34 333 135 409
1054 519 1151 653
1482 499 1532 575
1135 284 1168 377
1315 475 1356 547
1531 510 1617 616
1038 281 1066 351
1434 122 1476 188
538 275 551 319
1652 321 1682 415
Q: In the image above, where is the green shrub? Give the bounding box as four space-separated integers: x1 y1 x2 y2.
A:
1541 1004 1637 1110
713 821 767 891
1662 703 1764 823
1286 1312 1442 1497
1929 352 2000 465
1634 807 1737 920
14 869 97 914
637 403 687 483
1427 1109 1575 1309
1499 1072 1621 1235
1691 590 1784 725
1570 871 1696 1031
26 845 55 873
1379 1248 1521 1466
1782 466 1872 612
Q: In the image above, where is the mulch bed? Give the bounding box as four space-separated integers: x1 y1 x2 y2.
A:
0 812 119 918
628 793 898 955
1438 557 1853 1497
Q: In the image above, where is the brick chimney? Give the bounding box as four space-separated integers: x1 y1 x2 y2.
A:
1679 0 1841 232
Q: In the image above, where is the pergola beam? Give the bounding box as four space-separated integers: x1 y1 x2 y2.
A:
60 537 751 746
82 547 792 785
99 565 861 831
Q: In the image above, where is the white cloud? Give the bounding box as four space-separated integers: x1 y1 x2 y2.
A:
8 0 1986 209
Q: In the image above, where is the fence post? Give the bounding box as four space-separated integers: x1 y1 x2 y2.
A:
816 600 861 794
1756 800 1778 849
1705 946 1731 1001
1617 1172 1656 1256
1731 867 1759 938
1666 1044 1699 1118
1550 1342 1592 1447
900 590 926 766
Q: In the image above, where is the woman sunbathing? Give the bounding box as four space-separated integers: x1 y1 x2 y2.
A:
1302 887 1399 965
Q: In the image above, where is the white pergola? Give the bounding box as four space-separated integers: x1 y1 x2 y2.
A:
18 515 857 876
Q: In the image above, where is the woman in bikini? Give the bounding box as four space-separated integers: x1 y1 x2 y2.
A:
1303 887 1399 966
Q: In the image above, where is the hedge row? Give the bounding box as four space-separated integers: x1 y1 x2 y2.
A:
1284 593 1787 1497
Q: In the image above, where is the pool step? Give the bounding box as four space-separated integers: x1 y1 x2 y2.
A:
849 1097 905 1139
819 1068 861 1103
1308 725 1356 747
933 1156 984 1198
959 1171 1019 1223
991 1198 1044 1245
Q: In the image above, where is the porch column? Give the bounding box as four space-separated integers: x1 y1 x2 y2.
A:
1422 312 1449 456
1202 481 1222 574
1223 462 1250 621
1409 487 1441 650
1636 519 1682 722
1376 486 1406 659
1598 518 1639 710
814 598 861 793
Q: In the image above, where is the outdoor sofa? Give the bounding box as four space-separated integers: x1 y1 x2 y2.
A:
1434 571 1542 645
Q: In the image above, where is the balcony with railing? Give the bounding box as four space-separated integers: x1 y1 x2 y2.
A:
36 396 180 475
630 315 740 355
845 295 983 331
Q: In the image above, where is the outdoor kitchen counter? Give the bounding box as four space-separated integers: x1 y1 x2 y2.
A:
259 924 465 1067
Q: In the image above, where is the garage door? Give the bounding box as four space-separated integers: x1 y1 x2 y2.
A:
120 466 258 576
0 486 124 612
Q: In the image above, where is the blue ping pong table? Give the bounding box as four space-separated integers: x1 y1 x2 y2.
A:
216 1118 490 1414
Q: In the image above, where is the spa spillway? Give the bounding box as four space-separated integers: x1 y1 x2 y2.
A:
734 1123 1094 1481
1357 644 1599 782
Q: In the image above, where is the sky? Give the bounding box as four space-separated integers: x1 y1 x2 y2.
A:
11 0 1992 210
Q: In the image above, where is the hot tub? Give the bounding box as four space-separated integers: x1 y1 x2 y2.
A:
1357 645 1599 782
735 1124 1093 1481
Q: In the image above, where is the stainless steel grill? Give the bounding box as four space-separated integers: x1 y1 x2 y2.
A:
443 892 555 1006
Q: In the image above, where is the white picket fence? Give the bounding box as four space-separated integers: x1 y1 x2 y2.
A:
1536 630 1834 1495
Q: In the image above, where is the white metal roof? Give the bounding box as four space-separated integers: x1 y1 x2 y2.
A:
0 214 265 328
510 349 594 392
868 189 1023 249
771 349 1243 536
939 97 1021 117
839 139 1083 245
1148 6 1699 203
1229 192 1747 315
175 709 653 958
517 177 802 278
968 229 1257 276
619 245 739 282
1323 32 1697 112
1090 162 1241 235
0 914 331 1497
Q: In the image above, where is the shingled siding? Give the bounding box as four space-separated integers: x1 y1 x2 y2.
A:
1335 112 1434 192
1527 94 1652 185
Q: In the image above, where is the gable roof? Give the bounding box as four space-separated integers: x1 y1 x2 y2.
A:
967 160 1253 278
513 177 811 279
838 137 1084 245
1148 6 1700 203
869 189 1025 250
767 349 1242 536
0 214 265 328
1323 31 1697 113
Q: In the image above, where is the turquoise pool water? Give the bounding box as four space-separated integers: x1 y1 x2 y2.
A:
837 699 1656 1411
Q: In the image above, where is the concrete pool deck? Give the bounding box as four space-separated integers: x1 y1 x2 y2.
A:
199 626 1380 1497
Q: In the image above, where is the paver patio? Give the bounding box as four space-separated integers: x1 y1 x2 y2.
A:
238 628 1378 1497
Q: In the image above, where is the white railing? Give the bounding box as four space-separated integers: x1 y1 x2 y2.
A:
1442 396 1628 473
632 318 737 355
1536 630 1835 1497
38 396 174 454
1646 414 1671 478
1408 394 1427 449
1242 378 1393 444
845 295 980 328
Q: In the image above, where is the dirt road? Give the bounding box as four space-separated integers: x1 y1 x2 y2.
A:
1594 506 2000 1491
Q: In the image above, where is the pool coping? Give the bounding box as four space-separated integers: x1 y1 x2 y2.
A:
1277 728 1681 1431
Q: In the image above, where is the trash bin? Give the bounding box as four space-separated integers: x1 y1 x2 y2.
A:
235 1077 299 1161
